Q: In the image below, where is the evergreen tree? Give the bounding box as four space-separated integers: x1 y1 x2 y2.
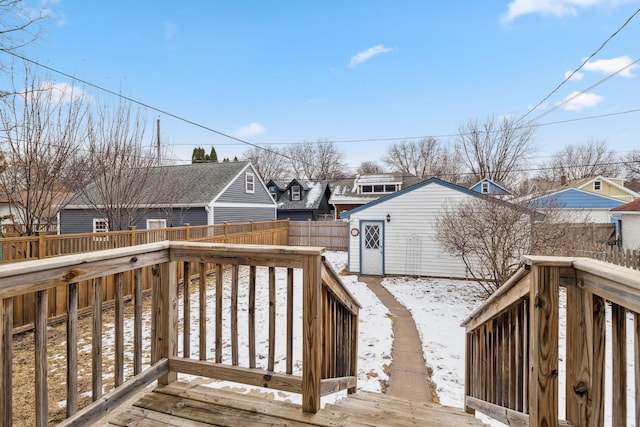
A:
210 146 218 162
192 146 219 163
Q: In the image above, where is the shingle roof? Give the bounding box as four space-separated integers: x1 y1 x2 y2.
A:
68 161 250 207
277 180 328 210
611 198 640 212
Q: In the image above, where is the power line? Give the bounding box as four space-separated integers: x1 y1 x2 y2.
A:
515 6 640 125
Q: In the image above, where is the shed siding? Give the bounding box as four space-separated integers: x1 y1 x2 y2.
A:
347 182 474 278
60 209 101 234
213 206 275 224
217 165 275 205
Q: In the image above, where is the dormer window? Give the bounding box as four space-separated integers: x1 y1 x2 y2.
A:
291 185 301 201
481 182 489 194
593 180 602 191
269 185 277 199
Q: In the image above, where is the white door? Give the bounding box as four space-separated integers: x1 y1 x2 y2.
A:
361 221 383 275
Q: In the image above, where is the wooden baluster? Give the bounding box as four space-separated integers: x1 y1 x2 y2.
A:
635 313 640 427
115 273 124 387
1 298 13 426
92 278 103 400
66 283 79 417
215 264 223 363
35 290 48 427
612 303 627 427
231 264 239 366
199 262 207 361
183 262 191 358
151 265 160 364
268 266 276 372
286 268 294 374
248 265 256 368
134 269 143 375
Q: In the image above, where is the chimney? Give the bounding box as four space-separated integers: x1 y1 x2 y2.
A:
560 175 567 185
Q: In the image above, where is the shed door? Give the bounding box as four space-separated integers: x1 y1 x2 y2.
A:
361 221 383 275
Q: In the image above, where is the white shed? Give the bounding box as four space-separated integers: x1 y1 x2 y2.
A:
341 178 481 278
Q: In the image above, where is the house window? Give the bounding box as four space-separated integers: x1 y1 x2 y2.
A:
245 172 255 193
374 185 384 193
361 185 373 193
481 182 489 194
593 180 602 191
93 218 109 234
146 219 167 229
385 184 396 192
292 185 301 201
269 185 277 200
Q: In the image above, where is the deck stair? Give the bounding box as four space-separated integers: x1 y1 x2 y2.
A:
106 381 487 427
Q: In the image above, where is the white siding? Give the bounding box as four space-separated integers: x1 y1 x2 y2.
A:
347 181 475 278
548 208 611 223
621 213 640 250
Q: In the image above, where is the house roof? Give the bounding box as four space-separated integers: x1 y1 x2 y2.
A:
277 180 329 211
341 177 482 218
329 172 422 204
525 187 628 210
68 161 255 208
469 178 512 195
529 176 639 199
611 198 640 212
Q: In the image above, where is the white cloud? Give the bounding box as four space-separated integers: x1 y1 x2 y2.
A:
502 0 620 22
559 91 603 110
348 45 393 68
583 55 638 77
35 81 92 105
235 122 265 138
564 70 584 81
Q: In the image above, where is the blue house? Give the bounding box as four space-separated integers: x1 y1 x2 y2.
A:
527 187 625 223
468 178 512 197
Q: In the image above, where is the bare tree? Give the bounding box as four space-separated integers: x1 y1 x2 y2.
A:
456 115 535 186
77 100 161 231
287 139 348 180
357 161 385 175
623 149 640 180
0 1 46 68
537 139 621 181
0 72 87 235
383 137 464 182
242 144 290 180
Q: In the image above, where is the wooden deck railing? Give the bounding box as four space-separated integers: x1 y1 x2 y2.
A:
0 241 360 426
461 255 640 427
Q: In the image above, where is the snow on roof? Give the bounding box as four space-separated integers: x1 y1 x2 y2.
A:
305 181 323 208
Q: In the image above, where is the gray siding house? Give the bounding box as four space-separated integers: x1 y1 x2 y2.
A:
60 161 276 234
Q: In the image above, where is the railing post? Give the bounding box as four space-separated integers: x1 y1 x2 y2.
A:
158 261 178 385
184 223 190 241
38 231 46 259
529 264 559 427
302 253 322 413
129 226 136 247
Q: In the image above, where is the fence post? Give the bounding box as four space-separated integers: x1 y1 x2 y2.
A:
38 231 46 259
158 261 178 385
302 253 322 413
308 219 311 247
184 223 190 241
129 226 136 247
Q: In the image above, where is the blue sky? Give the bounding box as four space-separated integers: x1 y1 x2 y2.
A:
15 0 640 174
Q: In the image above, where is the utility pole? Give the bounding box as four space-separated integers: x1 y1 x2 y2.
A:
156 118 161 165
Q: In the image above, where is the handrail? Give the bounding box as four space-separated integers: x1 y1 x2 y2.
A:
0 241 359 426
462 255 640 427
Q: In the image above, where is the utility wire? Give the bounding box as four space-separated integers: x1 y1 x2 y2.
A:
515 6 640 125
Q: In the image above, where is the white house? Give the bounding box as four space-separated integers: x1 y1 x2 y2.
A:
611 199 640 250
341 177 483 278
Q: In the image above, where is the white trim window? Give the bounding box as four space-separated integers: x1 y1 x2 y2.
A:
245 172 255 193
593 180 602 191
481 182 490 194
146 219 167 229
291 185 301 201
93 218 109 233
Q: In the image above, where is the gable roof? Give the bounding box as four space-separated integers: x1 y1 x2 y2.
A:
341 177 482 218
277 180 329 211
469 178 512 195
68 161 255 208
329 172 422 205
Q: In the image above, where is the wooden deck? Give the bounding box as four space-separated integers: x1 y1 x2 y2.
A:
105 381 486 427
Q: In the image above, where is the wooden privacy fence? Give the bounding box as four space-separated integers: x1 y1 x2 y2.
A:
289 220 348 251
577 243 640 269
0 242 360 426
0 220 289 330
462 255 640 427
